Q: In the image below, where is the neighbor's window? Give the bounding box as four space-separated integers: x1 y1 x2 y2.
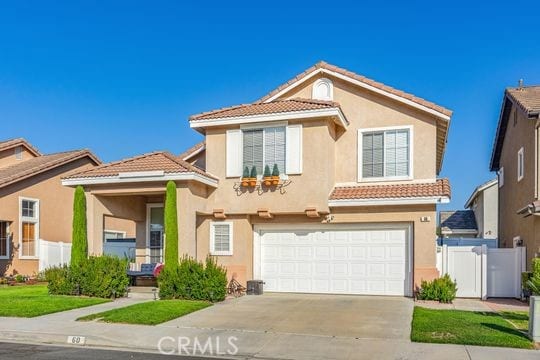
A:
14 146 22 160
20 198 39 258
498 167 504 188
243 127 285 175
361 128 410 179
0 221 8 258
210 222 233 256
518 147 524 182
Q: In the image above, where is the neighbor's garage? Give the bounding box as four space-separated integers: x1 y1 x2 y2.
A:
256 224 411 296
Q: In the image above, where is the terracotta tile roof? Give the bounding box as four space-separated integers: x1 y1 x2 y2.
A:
440 210 478 232
0 138 41 156
0 149 100 189
179 141 205 160
329 179 451 201
65 151 217 180
190 98 339 121
257 61 453 117
506 86 540 115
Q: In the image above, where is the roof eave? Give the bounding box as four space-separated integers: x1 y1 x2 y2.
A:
61 171 219 188
189 107 349 129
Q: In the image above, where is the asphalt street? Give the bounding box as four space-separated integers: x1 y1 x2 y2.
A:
0 342 220 360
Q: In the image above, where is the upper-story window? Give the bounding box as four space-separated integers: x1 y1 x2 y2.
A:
517 147 524 182
243 126 285 176
20 197 39 258
358 127 412 181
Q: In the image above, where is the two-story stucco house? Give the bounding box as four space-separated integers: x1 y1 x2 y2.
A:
0 138 100 276
490 85 540 269
62 62 452 296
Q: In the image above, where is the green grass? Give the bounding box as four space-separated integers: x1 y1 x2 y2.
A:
411 307 533 349
77 300 212 325
0 285 109 317
500 311 529 332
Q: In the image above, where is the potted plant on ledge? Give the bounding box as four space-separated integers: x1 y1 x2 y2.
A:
241 166 250 187
271 164 280 185
263 165 272 186
249 165 258 187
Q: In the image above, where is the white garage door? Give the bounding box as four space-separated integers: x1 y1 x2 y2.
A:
257 225 411 296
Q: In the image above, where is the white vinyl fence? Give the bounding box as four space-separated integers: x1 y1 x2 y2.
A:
39 239 71 271
437 245 526 299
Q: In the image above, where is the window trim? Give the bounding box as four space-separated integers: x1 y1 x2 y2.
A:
357 125 414 182
240 124 287 177
0 221 10 260
103 229 127 242
210 221 233 256
19 197 39 259
517 147 524 182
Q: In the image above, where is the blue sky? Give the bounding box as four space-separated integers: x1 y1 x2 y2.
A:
1 1 539 210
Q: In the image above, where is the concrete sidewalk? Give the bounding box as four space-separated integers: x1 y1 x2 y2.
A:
0 298 537 360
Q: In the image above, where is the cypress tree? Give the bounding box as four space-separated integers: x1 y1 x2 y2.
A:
164 181 179 268
71 185 88 267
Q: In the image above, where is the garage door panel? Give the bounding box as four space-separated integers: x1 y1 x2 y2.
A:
260 226 409 296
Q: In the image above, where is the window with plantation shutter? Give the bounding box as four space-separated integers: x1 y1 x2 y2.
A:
210 222 233 256
242 126 286 176
359 127 412 181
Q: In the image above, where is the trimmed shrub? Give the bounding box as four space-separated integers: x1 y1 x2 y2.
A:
204 256 228 302
45 255 129 298
272 163 280 177
417 274 457 303
242 166 250 178
250 165 257 178
158 256 227 302
164 181 179 269
527 258 540 295
263 164 271 177
71 185 88 268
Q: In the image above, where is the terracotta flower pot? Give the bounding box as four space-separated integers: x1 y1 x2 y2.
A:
249 178 257 187
263 177 272 186
241 178 249 187
271 176 280 185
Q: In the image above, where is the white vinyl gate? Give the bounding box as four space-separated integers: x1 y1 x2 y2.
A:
437 245 526 298
39 240 71 271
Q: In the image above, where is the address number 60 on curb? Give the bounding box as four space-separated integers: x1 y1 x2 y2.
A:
67 336 86 345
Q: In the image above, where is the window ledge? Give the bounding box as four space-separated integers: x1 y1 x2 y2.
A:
358 176 413 183
210 252 233 256
19 256 39 260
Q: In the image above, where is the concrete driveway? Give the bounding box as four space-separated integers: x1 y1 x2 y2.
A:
162 293 413 340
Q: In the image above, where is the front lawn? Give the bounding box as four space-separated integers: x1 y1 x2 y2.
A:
500 311 529 332
0 285 109 317
77 300 211 325
411 307 533 349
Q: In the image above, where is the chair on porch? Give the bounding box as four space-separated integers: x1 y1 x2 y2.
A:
127 263 157 286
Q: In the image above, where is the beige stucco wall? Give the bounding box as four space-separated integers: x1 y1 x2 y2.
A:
0 157 96 276
481 183 498 239
195 205 437 289
205 118 336 214
0 147 36 169
498 105 540 268
280 74 439 183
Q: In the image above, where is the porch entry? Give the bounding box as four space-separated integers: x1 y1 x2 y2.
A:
147 204 164 263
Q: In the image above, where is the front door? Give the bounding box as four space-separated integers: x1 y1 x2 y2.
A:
147 204 164 263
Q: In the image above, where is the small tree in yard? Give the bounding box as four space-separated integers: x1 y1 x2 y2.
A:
71 185 88 268
164 180 179 269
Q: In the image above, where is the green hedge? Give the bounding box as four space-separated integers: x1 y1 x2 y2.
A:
45 255 129 298
417 274 457 303
158 256 227 302
527 258 540 295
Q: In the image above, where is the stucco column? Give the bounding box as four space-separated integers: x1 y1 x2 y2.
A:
176 186 197 258
85 192 104 256
413 216 439 288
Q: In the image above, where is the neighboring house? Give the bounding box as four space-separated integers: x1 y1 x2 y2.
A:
490 84 540 269
464 178 498 239
62 61 452 296
0 138 100 276
439 210 478 238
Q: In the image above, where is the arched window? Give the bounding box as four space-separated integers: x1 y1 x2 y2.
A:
312 78 333 100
